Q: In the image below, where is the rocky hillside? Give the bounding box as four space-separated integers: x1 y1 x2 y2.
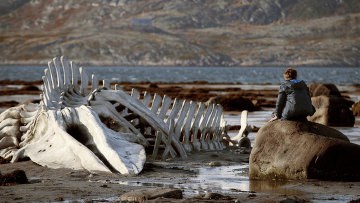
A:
0 0 360 66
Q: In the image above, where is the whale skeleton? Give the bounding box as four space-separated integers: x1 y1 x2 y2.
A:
0 56 249 174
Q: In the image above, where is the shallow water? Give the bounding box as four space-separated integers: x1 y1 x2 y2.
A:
91 165 251 198
92 164 359 202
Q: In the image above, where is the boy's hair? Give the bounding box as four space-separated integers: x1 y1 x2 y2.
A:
283 67 297 80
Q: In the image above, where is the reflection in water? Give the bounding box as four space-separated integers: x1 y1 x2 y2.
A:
191 165 249 192
92 164 304 197
249 179 304 196
92 165 251 197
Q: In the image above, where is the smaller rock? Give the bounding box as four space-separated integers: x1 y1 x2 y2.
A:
0 170 29 186
349 198 360 203
20 85 40 91
309 95 354 127
195 192 233 200
203 192 222 199
238 137 251 149
309 83 341 97
238 147 252 154
280 197 307 203
120 188 182 202
0 157 11 164
208 161 222 167
54 197 64 201
207 95 257 111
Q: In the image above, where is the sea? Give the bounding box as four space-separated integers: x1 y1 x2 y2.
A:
0 65 359 85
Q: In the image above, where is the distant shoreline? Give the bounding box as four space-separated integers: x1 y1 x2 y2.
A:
0 62 358 68
1 66 359 85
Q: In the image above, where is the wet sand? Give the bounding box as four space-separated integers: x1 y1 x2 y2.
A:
1 81 360 202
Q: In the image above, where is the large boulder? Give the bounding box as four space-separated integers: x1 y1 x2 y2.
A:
308 83 354 127
249 120 360 181
309 95 354 127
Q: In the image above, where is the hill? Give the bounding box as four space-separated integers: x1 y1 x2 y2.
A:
0 0 359 66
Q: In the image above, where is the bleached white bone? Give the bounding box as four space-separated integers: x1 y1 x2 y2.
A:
151 95 172 159
199 103 215 150
70 61 80 92
204 105 220 150
0 108 21 121
0 118 19 132
102 79 110 89
162 119 175 160
174 101 190 140
0 136 19 149
150 93 162 113
190 103 206 151
158 95 172 118
95 90 187 159
12 107 145 174
181 101 197 152
131 88 140 99
89 99 148 146
162 98 184 158
79 67 89 95
231 110 250 144
210 105 224 150
92 74 98 91
23 103 40 112
60 56 71 87
142 91 152 107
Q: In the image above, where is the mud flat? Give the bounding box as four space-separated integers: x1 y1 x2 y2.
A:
1 81 360 202
1 150 359 202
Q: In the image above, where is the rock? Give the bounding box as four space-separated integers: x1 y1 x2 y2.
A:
203 192 222 199
350 198 360 203
54 197 64 201
0 157 11 164
238 137 251 149
208 161 222 167
0 170 29 186
195 192 233 201
20 85 40 91
207 95 257 111
309 95 355 127
120 188 182 202
309 83 342 97
249 120 360 181
280 197 307 203
203 192 228 200
353 101 360 116
308 83 355 126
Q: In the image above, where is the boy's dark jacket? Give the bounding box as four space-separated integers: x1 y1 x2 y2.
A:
274 79 315 120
